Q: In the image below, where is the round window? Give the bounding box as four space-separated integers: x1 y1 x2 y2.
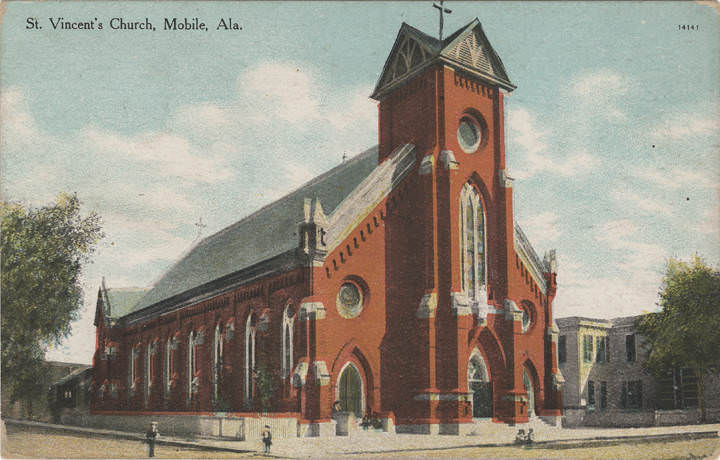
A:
457 116 482 153
521 304 534 332
337 282 364 319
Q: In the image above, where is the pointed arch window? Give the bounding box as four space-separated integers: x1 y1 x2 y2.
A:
129 344 140 396
164 335 177 400
187 331 199 403
212 322 224 404
145 341 155 407
460 183 486 302
244 315 256 405
281 306 295 379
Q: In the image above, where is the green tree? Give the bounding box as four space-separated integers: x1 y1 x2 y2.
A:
1 193 103 417
636 256 720 422
254 362 277 412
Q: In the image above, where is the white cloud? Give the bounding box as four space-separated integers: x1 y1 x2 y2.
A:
518 212 563 245
595 219 667 276
507 108 599 179
698 206 720 236
173 102 232 136
553 253 664 320
571 69 626 96
80 127 233 184
553 148 600 177
651 114 717 141
570 69 629 122
0 87 40 140
628 166 717 190
239 62 322 125
610 189 672 217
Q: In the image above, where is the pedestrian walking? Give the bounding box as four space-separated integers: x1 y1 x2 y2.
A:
261 425 272 455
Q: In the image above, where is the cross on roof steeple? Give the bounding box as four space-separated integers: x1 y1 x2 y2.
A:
432 0 452 40
194 217 207 239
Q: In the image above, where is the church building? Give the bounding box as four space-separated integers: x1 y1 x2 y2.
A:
92 18 564 436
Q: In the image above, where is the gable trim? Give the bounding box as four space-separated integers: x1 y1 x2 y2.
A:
325 144 416 251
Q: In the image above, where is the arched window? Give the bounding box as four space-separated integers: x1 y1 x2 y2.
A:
129 344 139 396
145 343 153 407
460 183 486 302
187 331 198 404
164 337 173 399
212 322 224 404
281 305 294 378
245 315 256 404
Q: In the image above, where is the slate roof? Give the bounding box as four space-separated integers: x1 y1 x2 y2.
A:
130 146 380 314
101 286 150 320
371 19 515 100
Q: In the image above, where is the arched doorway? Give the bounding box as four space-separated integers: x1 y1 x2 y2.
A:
522 368 535 417
337 363 363 417
468 350 492 418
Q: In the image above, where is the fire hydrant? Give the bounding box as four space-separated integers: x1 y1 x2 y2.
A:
145 422 159 457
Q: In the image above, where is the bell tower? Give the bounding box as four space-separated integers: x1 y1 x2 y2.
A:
372 19 547 430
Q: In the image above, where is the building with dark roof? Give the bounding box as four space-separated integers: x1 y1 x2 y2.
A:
91 19 563 437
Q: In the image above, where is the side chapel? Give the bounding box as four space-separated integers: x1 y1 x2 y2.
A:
92 19 564 435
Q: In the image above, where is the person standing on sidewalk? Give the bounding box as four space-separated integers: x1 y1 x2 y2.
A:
145 422 159 457
261 425 272 455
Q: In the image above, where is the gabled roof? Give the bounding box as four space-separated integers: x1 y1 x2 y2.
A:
129 146 380 315
53 366 92 387
326 144 416 249
371 19 515 100
99 283 149 320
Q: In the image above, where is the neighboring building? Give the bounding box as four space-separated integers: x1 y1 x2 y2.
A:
51 366 93 423
1 361 89 422
557 315 720 427
91 19 563 437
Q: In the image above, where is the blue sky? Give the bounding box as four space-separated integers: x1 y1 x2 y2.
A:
1 2 718 364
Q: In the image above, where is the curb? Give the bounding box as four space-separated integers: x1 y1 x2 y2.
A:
339 430 719 456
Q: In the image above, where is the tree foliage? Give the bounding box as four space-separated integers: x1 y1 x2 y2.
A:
254 362 277 412
1 193 103 415
636 255 720 420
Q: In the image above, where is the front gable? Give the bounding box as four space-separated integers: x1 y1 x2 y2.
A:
371 23 442 100
372 19 515 100
439 20 513 89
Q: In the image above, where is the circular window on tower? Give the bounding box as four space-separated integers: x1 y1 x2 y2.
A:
337 280 364 319
457 115 486 154
521 302 535 333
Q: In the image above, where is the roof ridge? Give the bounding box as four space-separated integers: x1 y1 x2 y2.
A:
402 22 442 48
106 286 148 292
441 17 478 48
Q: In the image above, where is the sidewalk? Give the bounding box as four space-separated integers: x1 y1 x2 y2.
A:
4 417 719 458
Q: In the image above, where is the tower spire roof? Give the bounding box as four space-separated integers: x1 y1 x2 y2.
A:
371 18 515 100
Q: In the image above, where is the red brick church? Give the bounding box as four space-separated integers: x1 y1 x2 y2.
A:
92 18 564 435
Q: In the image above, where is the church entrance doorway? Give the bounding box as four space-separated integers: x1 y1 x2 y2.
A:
337 363 363 417
522 368 535 417
468 351 492 418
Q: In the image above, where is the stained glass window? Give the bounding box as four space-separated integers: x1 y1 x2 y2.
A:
460 184 486 300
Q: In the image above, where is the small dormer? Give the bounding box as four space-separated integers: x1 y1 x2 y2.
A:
299 197 328 266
